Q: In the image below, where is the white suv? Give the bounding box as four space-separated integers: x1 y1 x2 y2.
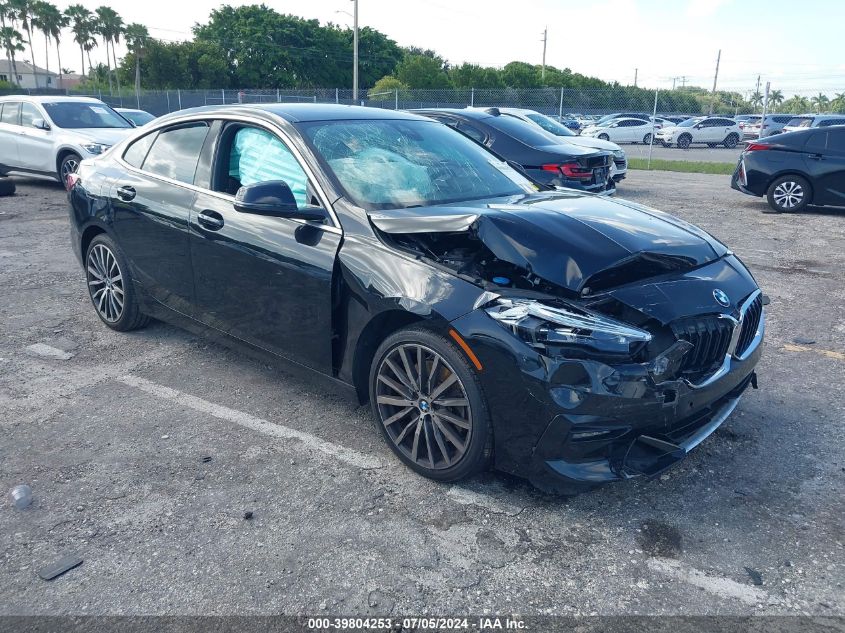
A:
656 116 741 149
0 96 134 185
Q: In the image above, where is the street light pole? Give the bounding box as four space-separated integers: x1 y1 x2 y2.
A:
352 0 359 102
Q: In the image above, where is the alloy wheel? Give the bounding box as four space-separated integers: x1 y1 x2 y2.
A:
772 181 804 209
87 243 124 322
62 157 79 181
375 343 472 470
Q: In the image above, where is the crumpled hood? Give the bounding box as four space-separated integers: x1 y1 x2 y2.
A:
370 191 728 294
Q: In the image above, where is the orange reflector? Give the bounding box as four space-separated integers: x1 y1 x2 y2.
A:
449 329 483 372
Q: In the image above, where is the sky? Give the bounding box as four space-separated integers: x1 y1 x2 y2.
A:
34 0 845 96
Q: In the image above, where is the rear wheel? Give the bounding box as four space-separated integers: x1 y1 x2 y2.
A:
677 134 692 149
723 133 739 149
369 327 491 482
85 234 150 331
59 153 81 189
642 133 652 145
766 174 810 213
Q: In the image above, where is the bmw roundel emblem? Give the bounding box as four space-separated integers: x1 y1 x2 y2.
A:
713 289 731 307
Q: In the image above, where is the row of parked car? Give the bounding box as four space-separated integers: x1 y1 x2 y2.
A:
0 96 627 196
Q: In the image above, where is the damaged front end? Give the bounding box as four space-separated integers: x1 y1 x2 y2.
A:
370 194 765 492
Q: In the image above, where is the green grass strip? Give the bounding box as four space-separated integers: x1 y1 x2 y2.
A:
627 157 736 175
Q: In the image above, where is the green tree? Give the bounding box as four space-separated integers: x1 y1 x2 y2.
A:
449 63 504 89
395 53 450 88
64 4 92 78
370 75 406 94
123 22 147 97
832 92 845 114
7 0 38 85
810 92 829 113
94 5 123 94
769 89 783 108
0 24 24 85
31 1 67 87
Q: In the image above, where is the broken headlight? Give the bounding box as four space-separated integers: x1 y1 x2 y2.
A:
485 298 652 356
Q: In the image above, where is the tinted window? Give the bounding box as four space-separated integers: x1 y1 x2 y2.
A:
827 128 845 153
142 123 209 184
483 114 559 146
221 126 308 208
787 117 813 128
805 131 827 152
121 110 155 126
817 118 845 128
715 119 733 126
122 132 157 168
42 101 132 129
457 121 487 144
20 103 41 127
774 116 792 123
1 102 20 125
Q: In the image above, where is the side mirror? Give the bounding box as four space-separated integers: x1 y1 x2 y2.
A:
234 181 326 222
32 118 50 131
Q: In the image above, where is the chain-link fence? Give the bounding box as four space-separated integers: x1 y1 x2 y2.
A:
0 86 762 118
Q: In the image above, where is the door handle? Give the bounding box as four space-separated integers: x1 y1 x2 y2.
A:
116 185 136 201
807 153 823 160
197 209 224 231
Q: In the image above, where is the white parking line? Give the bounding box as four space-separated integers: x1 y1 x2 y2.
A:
117 374 384 471
647 557 770 606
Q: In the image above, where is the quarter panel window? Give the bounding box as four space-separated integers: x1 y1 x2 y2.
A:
0 102 20 125
142 123 210 184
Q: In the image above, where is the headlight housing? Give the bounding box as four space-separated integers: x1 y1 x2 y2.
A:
612 149 625 160
81 142 111 155
485 298 652 356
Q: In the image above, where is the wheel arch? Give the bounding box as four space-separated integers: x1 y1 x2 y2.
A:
55 147 82 179
80 224 108 262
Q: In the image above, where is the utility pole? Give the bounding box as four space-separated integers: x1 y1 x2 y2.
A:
754 74 761 112
634 68 638 87
541 27 547 80
709 49 721 114
352 0 359 102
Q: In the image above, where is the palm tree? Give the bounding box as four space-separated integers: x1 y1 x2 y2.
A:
832 92 845 114
32 1 66 88
769 89 783 108
0 1 14 81
0 25 24 86
810 92 829 113
8 0 39 87
749 90 763 112
64 4 91 78
94 6 122 95
124 22 147 102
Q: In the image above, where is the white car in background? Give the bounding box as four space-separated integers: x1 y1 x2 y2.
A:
656 116 741 149
496 107 628 182
0 95 134 184
580 117 659 144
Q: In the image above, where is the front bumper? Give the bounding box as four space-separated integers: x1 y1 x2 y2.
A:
450 273 764 494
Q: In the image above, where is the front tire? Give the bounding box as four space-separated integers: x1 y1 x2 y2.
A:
723 133 739 149
60 153 82 189
677 134 692 149
598 133 610 141
642 133 652 145
85 234 149 331
369 327 492 482
766 175 810 213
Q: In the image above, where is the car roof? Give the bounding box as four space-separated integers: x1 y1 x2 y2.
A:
150 103 427 125
0 95 105 105
412 107 497 122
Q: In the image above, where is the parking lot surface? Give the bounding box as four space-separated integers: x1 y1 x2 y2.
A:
1 172 843 617
623 143 743 163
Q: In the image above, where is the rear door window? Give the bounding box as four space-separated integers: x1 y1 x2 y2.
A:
141 122 210 185
19 103 41 128
0 102 20 125
805 131 828 152
787 117 813 128
817 118 845 128
826 128 845 154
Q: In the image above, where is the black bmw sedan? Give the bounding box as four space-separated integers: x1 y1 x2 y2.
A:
732 125 845 213
68 104 764 494
412 107 615 194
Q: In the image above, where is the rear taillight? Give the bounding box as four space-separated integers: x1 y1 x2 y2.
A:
745 143 771 152
65 173 80 191
543 162 594 179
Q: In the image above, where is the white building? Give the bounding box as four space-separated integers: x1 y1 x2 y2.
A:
0 60 59 90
